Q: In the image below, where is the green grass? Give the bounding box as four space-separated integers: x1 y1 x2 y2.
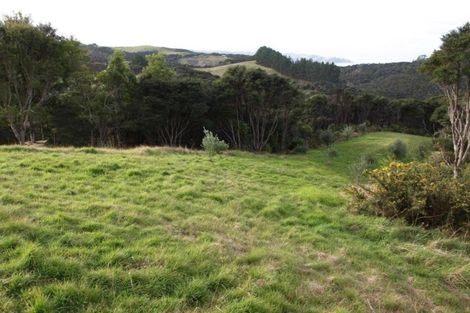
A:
114 46 192 55
0 132 468 312
197 60 286 77
178 55 231 67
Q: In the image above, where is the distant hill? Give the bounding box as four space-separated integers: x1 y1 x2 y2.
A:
82 44 253 72
286 52 352 65
83 44 440 100
339 61 440 99
196 60 284 77
113 45 192 55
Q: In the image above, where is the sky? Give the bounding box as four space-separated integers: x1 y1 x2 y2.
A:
1 0 469 64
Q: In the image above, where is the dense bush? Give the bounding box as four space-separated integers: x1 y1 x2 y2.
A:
388 139 408 159
201 128 228 156
319 129 335 147
348 162 470 233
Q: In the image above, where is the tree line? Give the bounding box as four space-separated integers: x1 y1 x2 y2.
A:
340 60 440 100
254 46 340 84
0 14 447 152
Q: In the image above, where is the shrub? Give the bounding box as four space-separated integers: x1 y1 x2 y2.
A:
319 129 335 147
341 125 355 140
388 139 408 159
357 122 368 133
416 143 432 160
288 138 308 154
347 162 470 232
326 146 338 158
350 153 378 183
201 128 228 156
361 153 378 167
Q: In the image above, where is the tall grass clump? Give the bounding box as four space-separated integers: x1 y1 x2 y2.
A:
340 125 355 140
388 139 408 159
201 128 228 156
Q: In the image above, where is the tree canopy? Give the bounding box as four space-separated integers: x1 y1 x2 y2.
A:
420 22 470 177
0 13 85 144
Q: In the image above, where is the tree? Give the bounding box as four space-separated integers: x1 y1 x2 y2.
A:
138 78 208 146
94 50 136 147
0 13 85 144
138 53 175 81
217 66 299 152
421 22 470 177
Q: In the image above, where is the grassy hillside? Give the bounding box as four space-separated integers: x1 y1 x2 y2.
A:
340 61 440 99
114 46 192 55
0 133 468 313
84 44 253 71
197 60 285 77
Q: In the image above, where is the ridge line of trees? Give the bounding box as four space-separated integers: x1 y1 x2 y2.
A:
254 46 340 84
0 13 460 156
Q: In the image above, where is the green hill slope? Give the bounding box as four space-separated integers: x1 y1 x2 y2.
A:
196 60 285 77
340 61 440 99
0 132 467 313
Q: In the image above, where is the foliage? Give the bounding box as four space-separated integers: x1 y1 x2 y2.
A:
92 50 137 147
340 125 355 140
415 142 432 160
201 128 228 155
0 13 85 144
215 66 301 152
138 77 209 146
0 13 451 154
388 139 408 159
138 53 175 80
340 61 440 99
255 46 340 84
348 162 470 232
319 129 335 146
349 153 378 183
420 22 470 178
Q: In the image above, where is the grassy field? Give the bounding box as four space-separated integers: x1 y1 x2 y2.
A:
114 46 192 55
0 132 468 313
178 55 231 68
197 60 285 77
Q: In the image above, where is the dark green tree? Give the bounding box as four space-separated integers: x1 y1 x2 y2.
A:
421 22 470 177
0 13 85 144
138 53 175 81
94 50 136 146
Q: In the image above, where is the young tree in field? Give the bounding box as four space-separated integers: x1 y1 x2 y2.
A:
421 23 470 177
0 13 85 144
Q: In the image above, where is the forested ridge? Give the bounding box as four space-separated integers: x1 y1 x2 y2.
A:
85 44 439 100
340 60 440 99
0 14 447 150
254 46 340 84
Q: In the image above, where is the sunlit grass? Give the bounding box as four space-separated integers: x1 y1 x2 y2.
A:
0 132 467 312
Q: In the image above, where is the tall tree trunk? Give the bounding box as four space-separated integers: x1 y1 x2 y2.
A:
9 124 26 145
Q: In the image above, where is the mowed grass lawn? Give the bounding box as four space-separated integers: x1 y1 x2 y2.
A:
0 132 468 313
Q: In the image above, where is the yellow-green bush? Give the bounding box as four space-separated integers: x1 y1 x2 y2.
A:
348 162 470 232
